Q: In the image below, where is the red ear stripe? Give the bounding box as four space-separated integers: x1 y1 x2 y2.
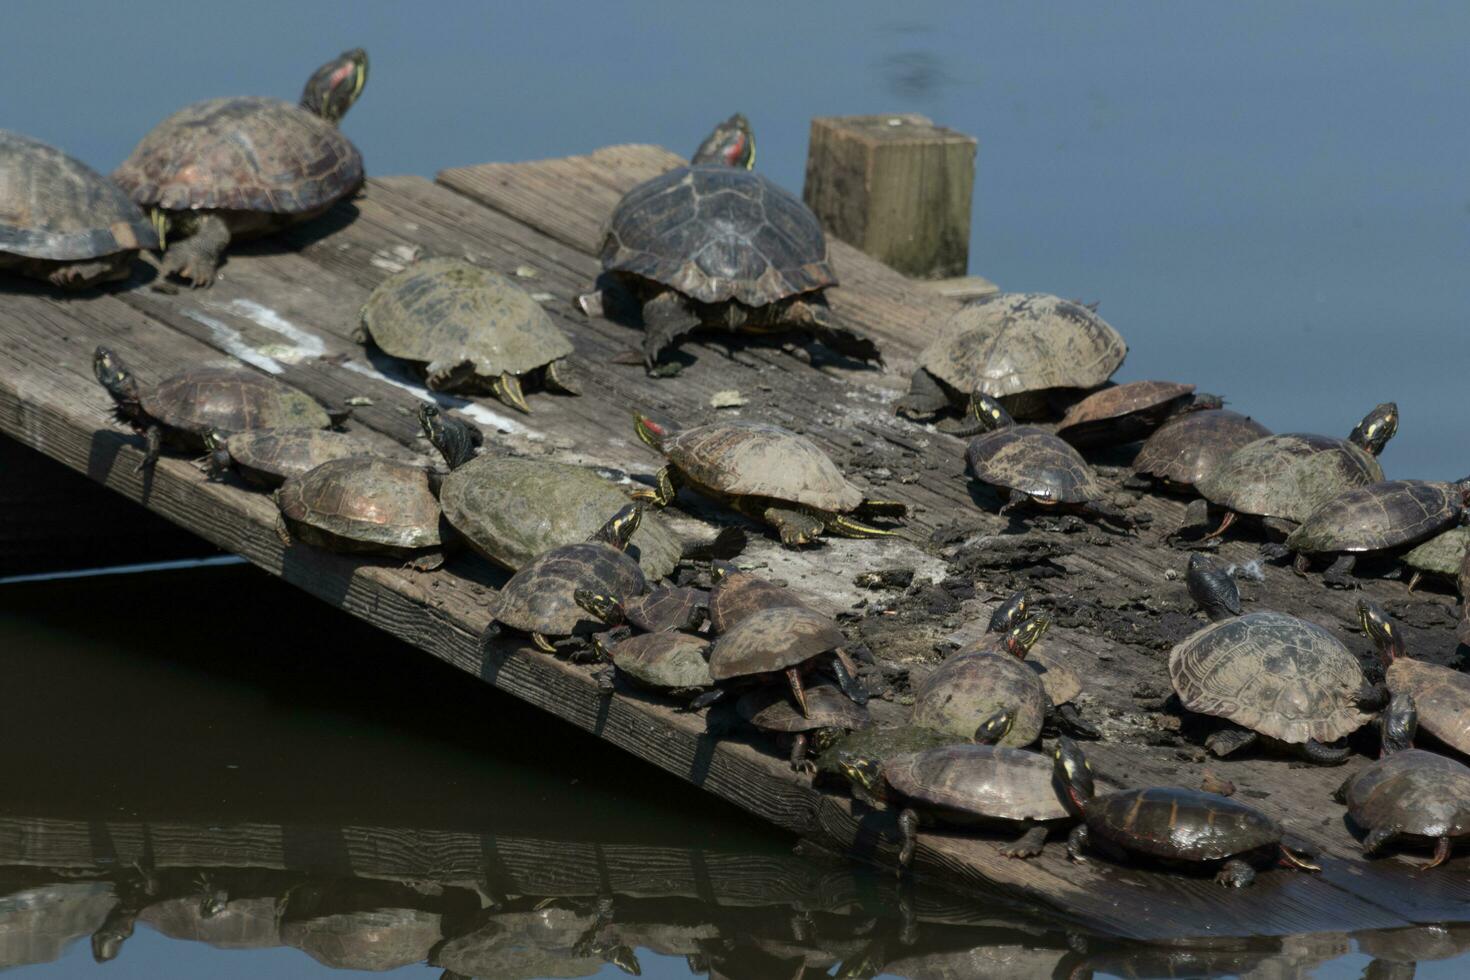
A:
723 136 746 166
328 64 354 88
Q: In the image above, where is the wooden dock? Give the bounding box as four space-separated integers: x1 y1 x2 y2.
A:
2 143 1466 942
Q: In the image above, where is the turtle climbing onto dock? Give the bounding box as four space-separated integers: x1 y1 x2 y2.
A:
978 592 1100 738
275 456 449 569
912 615 1053 746
0 129 157 289
1359 599 1470 758
112 49 368 287
738 679 871 773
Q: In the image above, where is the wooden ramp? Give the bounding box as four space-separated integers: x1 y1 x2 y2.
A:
1 144 1466 941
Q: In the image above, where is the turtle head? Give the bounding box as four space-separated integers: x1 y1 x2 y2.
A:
1348 402 1398 456
633 411 679 451
1002 614 1050 659
1380 691 1418 757
973 708 1015 745
93 346 142 416
691 113 755 169
837 753 884 798
1357 598 1405 664
575 589 625 626
301 48 369 124
1052 735 1095 814
592 504 643 550
964 392 1014 433
710 559 738 582
418 403 478 469
986 590 1028 634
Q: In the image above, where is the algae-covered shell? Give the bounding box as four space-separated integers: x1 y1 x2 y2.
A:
1196 434 1383 523
1405 526 1470 579
1133 409 1272 489
661 420 866 512
911 650 1048 747
883 744 1070 823
608 631 713 692
277 457 445 555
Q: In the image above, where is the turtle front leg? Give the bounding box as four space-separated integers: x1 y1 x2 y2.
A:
998 489 1032 517
630 466 681 507
640 290 702 372
1204 725 1257 758
895 368 951 421
896 807 921 872
1215 858 1257 888
542 358 580 395
790 298 883 367
1065 823 1090 862
1299 738 1352 765
137 424 163 474
999 824 1049 859
764 506 826 547
1202 509 1237 540
788 733 815 774
405 551 446 573
158 212 231 288
1321 554 1358 590
489 372 531 414
49 256 130 290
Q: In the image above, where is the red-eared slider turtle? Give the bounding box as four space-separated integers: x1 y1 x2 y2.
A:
1196 403 1398 538
588 116 880 372
980 597 1099 737
962 394 1134 529
1055 381 1218 450
204 427 379 488
738 680 871 772
276 456 448 569
358 257 577 412
420 404 683 577
590 629 714 703
1335 691 1470 868
112 50 367 287
1359 599 1470 757
1054 736 1319 886
705 604 865 716
1168 611 1373 762
575 586 708 633
911 616 1052 746
1276 480 1468 587
0 130 157 289
708 562 809 632
1404 526 1470 592
1133 409 1272 492
898 292 1127 424
487 505 647 653
633 413 905 546
93 346 346 472
1187 553 1242 621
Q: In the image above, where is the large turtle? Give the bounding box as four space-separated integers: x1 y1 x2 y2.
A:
1054 381 1216 450
1403 525 1470 592
205 427 380 488
1168 610 1374 762
737 680 871 772
358 257 577 412
632 413 905 545
0 130 157 289
276 456 448 569
911 616 1052 747
1359 599 1470 757
898 292 1127 424
1132 409 1272 492
112 49 367 287
93 346 345 472
586 116 880 371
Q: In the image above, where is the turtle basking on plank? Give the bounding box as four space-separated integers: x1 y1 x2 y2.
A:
1359 599 1470 758
1133 409 1272 493
1054 381 1219 450
204 427 382 488
707 561 810 633
702 604 866 717
275 456 449 570
589 628 715 705
911 615 1053 747
575 585 708 633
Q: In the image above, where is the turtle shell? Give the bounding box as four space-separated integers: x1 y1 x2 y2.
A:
737 680 871 733
1196 433 1383 523
1055 381 1195 449
1344 749 1470 841
708 605 844 681
661 420 866 512
436 456 680 576
1168 611 1370 745
911 650 1049 747
113 97 363 214
709 569 808 633
1086 787 1282 862
883 744 1070 823
601 165 834 307
225 427 378 488
623 586 708 632
608 632 713 691
0 130 156 260
1405 526 1470 578
917 293 1126 409
1286 480 1463 555
494 542 646 637
1386 658 1470 756
965 427 1105 504
1026 649 1082 706
1133 410 1272 489
142 368 335 440
360 258 573 384
277 457 444 553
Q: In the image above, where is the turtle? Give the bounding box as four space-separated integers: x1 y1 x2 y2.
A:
1358 598 1470 757
1403 525 1470 592
93 346 346 472
589 628 714 703
1054 381 1219 450
279 907 441 973
485 504 647 653
986 590 1029 634
911 615 1052 746
1273 480 1468 587
737 680 871 772
704 604 866 716
1168 610 1374 763
708 561 810 632
897 292 1127 424
1195 403 1398 539
961 394 1135 529
0 129 157 289
1186 552 1242 621
587 115 881 372
357 257 577 412
575 585 708 633
112 49 367 287
632 413 906 546
1053 736 1320 887
204 427 380 488
419 404 683 577
812 724 958 791
1132 409 1273 492
1335 691 1470 868
275 456 449 569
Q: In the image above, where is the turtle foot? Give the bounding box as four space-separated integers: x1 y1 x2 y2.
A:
1214 859 1256 888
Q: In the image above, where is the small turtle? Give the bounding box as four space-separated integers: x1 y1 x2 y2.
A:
705 604 865 716
276 456 448 569
1055 381 1218 450
962 394 1134 529
1335 691 1470 869
358 257 577 412
1132 409 1273 492
204 427 379 488
1196 403 1398 538
93 346 346 472
1186 553 1242 621
738 680 871 772
1054 736 1320 887
575 586 708 633
898 292 1127 424
590 629 714 703
1169 610 1373 762
911 615 1052 746
708 561 810 632
977 591 1098 737
0 129 157 289
1403 526 1470 592
487 505 647 653
113 50 367 287
633 413 906 546
1359 599 1470 757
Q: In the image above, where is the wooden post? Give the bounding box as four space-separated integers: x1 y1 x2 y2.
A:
803 114 976 280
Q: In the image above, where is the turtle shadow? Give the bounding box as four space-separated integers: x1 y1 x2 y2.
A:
264 199 364 253
84 428 159 505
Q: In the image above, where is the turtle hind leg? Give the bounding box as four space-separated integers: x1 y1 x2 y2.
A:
999 824 1048 859
542 358 580 395
1202 509 1237 540
1053 703 1101 740
157 212 231 288
1204 725 1257 757
1322 554 1358 590
490 372 532 414
1215 858 1256 888
49 257 129 290
1423 836 1453 870
792 298 883 367
764 506 826 547
640 290 702 372
828 653 869 705
1299 738 1352 764
788 733 815 774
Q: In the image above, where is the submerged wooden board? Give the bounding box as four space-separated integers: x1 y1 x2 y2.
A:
0 144 1465 940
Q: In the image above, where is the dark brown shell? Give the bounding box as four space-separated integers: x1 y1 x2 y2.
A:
1386 658 1470 756
142 368 334 439
494 542 646 637
1168 611 1370 745
1027 649 1082 706
225 428 378 488
601 166 834 307
708 569 807 633
608 632 713 691
623 587 708 632
1345 749 1470 841
277 457 444 552
0 129 156 259
1087 787 1282 861
1055 381 1195 449
113 97 363 214
662 421 866 512
883 744 1070 822
1195 433 1383 523
911 650 1048 747
965 427 1105 504
1133 410 1271 489
737 681 871 733
708 605 844 680
1286 480 1462 555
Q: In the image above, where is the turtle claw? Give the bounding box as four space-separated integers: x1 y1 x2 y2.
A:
532 632 556 654
491 372 531 415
